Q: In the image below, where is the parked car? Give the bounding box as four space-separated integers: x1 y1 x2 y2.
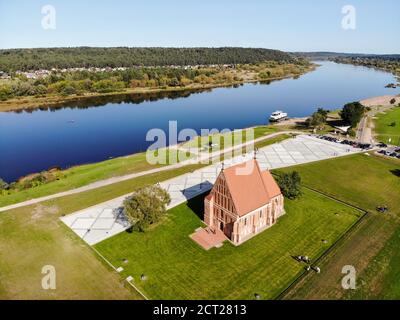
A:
377 142 388 148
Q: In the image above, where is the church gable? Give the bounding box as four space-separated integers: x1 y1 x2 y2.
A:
211 173 237 216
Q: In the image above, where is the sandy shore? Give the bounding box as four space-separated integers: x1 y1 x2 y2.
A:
360 94 400 107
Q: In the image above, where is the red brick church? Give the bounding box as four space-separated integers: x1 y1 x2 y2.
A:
204 159 285 245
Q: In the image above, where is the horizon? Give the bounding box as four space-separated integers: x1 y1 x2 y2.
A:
0 45 399 56
0 0 399 54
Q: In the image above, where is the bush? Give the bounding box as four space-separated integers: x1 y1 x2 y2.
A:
276 171 302 200
123 185 171 232
390 98 396 104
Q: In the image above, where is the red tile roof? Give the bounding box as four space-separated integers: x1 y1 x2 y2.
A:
221 159 281 216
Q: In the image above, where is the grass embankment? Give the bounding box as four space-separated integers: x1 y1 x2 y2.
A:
276 154 400 299
374 106 400 144
95 188 360 300
182 126 278 150
0 164 204 299
0 149 190 207
0 126 289 208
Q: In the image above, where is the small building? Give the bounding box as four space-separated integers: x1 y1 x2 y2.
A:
204 159 285 245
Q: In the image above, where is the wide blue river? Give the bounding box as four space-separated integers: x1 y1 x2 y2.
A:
0 61 398 182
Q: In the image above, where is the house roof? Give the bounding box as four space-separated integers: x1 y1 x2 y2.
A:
221 159 281 217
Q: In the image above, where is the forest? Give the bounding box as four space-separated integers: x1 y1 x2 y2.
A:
0 47 296 72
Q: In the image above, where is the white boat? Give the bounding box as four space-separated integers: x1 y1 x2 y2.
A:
269 110 288 122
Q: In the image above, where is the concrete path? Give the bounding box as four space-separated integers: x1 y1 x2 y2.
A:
0 131 297 213
61 135 363 245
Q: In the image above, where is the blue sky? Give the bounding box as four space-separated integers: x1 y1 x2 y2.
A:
0 0 399 53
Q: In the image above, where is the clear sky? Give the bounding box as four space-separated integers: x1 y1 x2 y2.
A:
0 0 399 53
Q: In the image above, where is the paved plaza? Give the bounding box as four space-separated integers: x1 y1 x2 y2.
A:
61 135 362 245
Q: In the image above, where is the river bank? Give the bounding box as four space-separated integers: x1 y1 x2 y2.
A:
0 64 317 112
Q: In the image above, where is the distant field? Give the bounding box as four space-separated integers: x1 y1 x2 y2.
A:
277 154 400 299
374 107 400 144
95 189 361 300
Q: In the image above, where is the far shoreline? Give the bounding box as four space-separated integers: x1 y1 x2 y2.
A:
0 64 318 112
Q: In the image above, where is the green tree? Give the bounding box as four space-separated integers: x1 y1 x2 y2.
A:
340 101 366 127
276 171 302 199
306 108 329 128
123 185 171 232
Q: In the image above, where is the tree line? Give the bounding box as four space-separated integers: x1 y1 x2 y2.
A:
332 55 400 77
0 47 296 72
0 61 310 102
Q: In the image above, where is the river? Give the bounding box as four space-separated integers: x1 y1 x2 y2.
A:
0 61 398 182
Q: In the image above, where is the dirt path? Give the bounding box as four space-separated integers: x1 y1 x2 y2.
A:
357 94 400 143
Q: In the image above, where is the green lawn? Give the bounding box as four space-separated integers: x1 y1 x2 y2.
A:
0 164 203 299
277 154 400 299
276 153 400 214
95 189 361 300
374 107 400 145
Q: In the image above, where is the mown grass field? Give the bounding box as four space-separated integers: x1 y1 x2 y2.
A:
374 107 400 144
95 189 361 300
277 154 400 299
0 164 203 299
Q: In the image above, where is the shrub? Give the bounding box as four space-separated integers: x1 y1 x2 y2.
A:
123 185 171 232
276 171 302 200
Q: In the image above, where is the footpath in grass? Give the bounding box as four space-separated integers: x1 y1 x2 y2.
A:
277 154 400 299
374 106 400 145
95 189 361 300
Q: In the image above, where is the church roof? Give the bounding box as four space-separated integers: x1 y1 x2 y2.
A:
221 159 281 216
